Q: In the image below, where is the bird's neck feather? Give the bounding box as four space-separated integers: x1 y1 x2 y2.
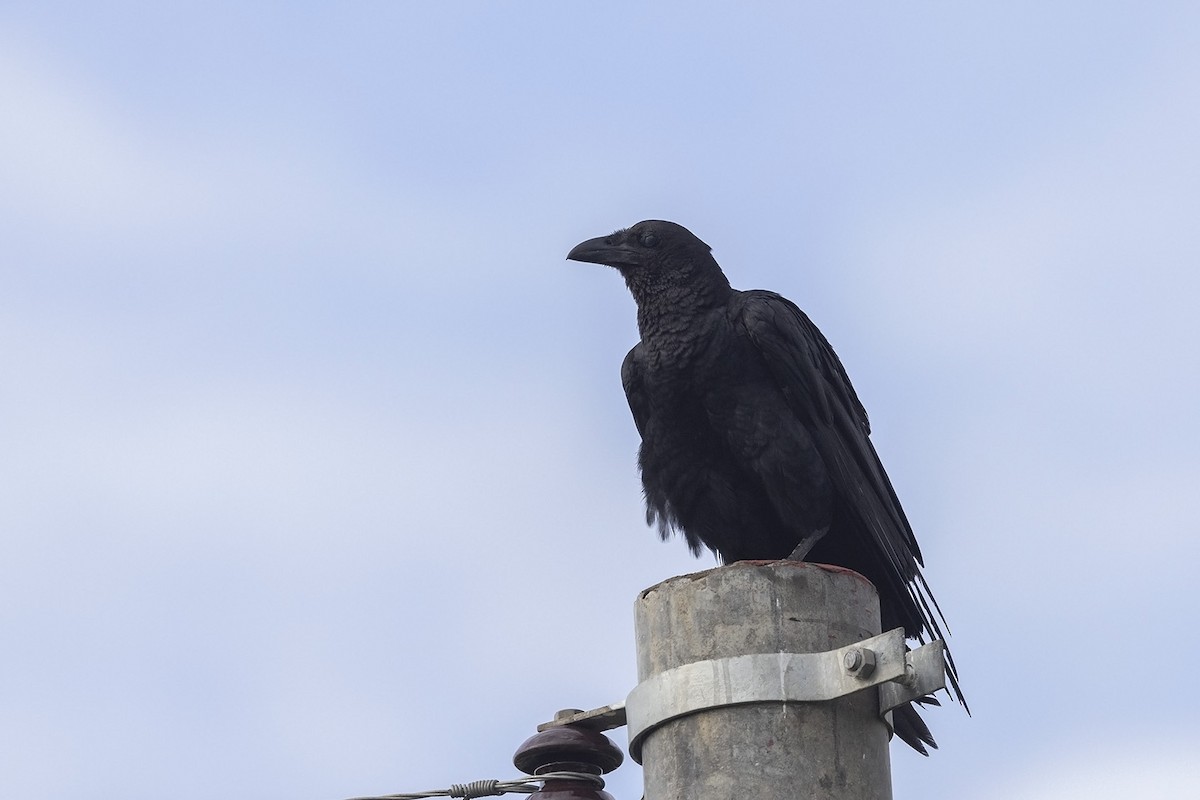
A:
626 264 732 342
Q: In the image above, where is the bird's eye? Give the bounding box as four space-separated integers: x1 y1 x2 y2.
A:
640 232 659 248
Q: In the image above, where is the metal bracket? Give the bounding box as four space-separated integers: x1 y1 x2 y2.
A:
536 703 628 733
538 629 948 761
879 639 946 716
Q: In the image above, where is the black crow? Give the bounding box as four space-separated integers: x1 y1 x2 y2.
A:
568 219 964 753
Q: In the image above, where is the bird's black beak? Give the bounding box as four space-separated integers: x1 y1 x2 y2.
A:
566 235 641 268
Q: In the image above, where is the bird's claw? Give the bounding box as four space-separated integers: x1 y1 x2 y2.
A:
786 528 828 561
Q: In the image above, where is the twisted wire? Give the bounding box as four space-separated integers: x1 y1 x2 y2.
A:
449 780 503 798
344 771 604 800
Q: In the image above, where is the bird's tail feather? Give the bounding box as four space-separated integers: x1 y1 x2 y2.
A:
893 698 939 756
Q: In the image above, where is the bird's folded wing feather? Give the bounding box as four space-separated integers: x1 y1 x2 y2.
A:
731 291 943 632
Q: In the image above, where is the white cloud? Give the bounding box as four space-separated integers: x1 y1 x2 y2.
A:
0 36 482 290
0 39 199 233
975 740 1199 800
859 41 1200 364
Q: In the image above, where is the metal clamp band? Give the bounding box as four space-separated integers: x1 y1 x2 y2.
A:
536 633 948 761
625 628 917 760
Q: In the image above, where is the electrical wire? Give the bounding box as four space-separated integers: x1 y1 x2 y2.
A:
344 770 605 800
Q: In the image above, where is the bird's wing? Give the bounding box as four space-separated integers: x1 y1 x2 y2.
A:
731 290 947 642
620 343 650 440
622 342 683 542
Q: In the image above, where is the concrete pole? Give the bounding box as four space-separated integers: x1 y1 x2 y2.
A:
634 561 893 800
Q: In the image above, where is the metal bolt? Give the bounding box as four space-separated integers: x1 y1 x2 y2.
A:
843 647 876 678
554 708 585 722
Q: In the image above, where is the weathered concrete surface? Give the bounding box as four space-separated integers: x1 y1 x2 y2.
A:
634 561 892 800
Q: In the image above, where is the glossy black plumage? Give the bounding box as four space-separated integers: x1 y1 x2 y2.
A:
568 220 964 754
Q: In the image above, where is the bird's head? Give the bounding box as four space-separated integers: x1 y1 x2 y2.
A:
567 220 709 271
567 220 729 306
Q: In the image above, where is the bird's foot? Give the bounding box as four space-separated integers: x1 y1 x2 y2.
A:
785 528 828 562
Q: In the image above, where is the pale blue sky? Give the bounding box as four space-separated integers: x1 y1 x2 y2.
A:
2 4 1198 799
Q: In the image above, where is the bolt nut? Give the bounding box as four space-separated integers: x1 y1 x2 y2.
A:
843 647 877 678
